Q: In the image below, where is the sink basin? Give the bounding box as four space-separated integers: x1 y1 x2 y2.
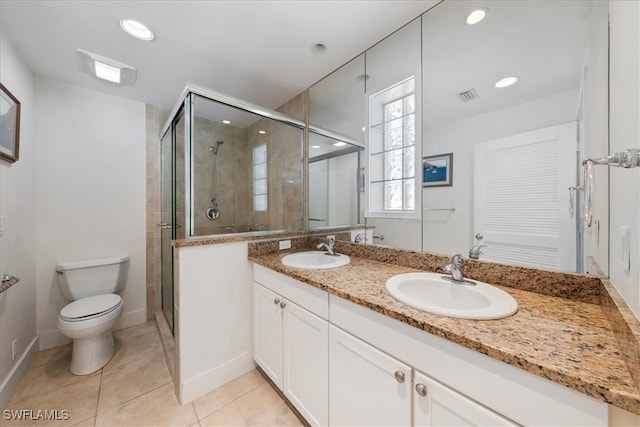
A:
281 251 350 270
386 272 517 320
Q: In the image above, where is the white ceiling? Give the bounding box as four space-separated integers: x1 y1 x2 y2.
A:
0 0 438 111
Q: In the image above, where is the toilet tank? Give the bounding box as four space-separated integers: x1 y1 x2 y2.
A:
56 255 129 300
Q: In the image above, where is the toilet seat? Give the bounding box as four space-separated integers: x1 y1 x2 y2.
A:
60 294 122 322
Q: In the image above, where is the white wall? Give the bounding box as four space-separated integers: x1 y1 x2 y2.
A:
0 30 38 410
34 77 146 349
175 242 254 403
609 0 640 320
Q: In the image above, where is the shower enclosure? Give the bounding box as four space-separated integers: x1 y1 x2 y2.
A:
159 86 305 330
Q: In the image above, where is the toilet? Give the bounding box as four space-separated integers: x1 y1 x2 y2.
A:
55 255 129 375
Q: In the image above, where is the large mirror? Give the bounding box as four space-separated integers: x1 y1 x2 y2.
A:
308 0 609 275
308 131 364 229
309 54 366 144
372 0 609 275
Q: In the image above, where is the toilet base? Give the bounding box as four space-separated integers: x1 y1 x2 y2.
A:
70 331 115 375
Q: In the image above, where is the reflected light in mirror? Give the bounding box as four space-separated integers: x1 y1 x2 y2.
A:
312 145 321 149
258 130 266 134
222 120 231 125
333 141 347 147
494 76 519 88
465 9 488 25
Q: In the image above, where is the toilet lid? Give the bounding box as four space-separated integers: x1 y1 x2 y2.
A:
60 294 122 320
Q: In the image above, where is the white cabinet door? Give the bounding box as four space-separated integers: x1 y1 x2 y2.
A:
253 282 283 389
329 325 411 426
283 300 328 427
413 370 518 427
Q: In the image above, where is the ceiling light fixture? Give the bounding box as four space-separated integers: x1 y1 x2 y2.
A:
333 141 347 147
258 130 266 135
222 120 231 125
466 8 488 25
311 145 321 149
494 76 519 88
120 19 155 41
76 49 137 85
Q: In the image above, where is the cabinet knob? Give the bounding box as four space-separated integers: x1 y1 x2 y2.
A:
394 371 405 383
415 383 428 397
280 301 286 309
273 298 280 305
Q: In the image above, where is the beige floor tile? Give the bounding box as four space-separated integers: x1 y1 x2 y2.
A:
3 373 101 427
8 344 98 406
70 417 95 427
95 383 197 427
104 321 163 372
192 369 266 419
97 352 172 414
198 383 302 427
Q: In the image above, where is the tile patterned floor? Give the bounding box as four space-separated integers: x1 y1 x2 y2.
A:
2 321 302 427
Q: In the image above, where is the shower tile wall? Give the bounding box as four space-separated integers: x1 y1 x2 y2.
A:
192 118 252 235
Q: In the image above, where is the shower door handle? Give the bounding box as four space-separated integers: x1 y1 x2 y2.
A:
157 223 182 229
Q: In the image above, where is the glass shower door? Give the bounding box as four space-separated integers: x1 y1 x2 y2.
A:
160 127 175 331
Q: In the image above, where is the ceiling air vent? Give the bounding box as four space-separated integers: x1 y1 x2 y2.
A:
457 88 479 102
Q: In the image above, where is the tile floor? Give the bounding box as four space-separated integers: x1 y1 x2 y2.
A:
2 321 302 427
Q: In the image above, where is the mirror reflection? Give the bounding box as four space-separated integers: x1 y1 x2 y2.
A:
308 131 364 229
417 0 609 274
309 54 366 144
307 0 609 275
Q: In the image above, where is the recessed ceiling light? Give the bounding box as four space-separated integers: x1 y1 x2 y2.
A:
466 8 488 25
258 130 266 135
120 19 155 41
362 126 366 132
311 145 321 149
76 49 137 85
494 76 519 88
333 141 347 147
311 42 327 54
222 120 231 125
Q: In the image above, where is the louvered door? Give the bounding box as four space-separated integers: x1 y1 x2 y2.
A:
474 122 577 271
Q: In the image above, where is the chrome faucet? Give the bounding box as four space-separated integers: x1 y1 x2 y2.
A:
317 236 337 256
354 233 367 243
443 254 465 283
468 244 487 260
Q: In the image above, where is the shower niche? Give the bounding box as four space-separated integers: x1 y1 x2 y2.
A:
163 88 305 239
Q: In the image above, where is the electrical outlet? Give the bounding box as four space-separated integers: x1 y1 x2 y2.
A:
279 240 292 250
11 338 17 361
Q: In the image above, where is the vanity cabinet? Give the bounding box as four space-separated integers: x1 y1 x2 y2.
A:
329 325 516 427
329 325 411 426
253 266 329 427
413 370 516 426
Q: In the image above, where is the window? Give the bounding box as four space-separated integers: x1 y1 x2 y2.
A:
367 77 419 217
253 144 267 211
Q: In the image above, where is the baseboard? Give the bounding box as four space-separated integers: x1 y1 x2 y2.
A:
178 351 255 405
0 336 39 410
114 308 147 330
38 308 147 350
38 328 70 351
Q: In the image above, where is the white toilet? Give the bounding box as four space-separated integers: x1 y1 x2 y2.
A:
56 255 129 375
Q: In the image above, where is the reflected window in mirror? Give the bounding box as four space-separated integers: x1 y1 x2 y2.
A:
253 143 267 211
368 77 419 217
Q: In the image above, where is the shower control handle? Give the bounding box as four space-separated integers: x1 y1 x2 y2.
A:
280 301 286 309
273 298 280 305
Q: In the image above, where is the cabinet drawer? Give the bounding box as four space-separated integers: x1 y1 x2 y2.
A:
254 264 329 319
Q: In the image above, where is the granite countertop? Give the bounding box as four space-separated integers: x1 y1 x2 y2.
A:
250 250 640 416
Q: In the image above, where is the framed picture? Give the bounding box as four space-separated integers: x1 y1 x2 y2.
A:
0 82 21 164
423 153 453 187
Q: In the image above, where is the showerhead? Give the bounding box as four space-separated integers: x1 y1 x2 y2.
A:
209 139 224 155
